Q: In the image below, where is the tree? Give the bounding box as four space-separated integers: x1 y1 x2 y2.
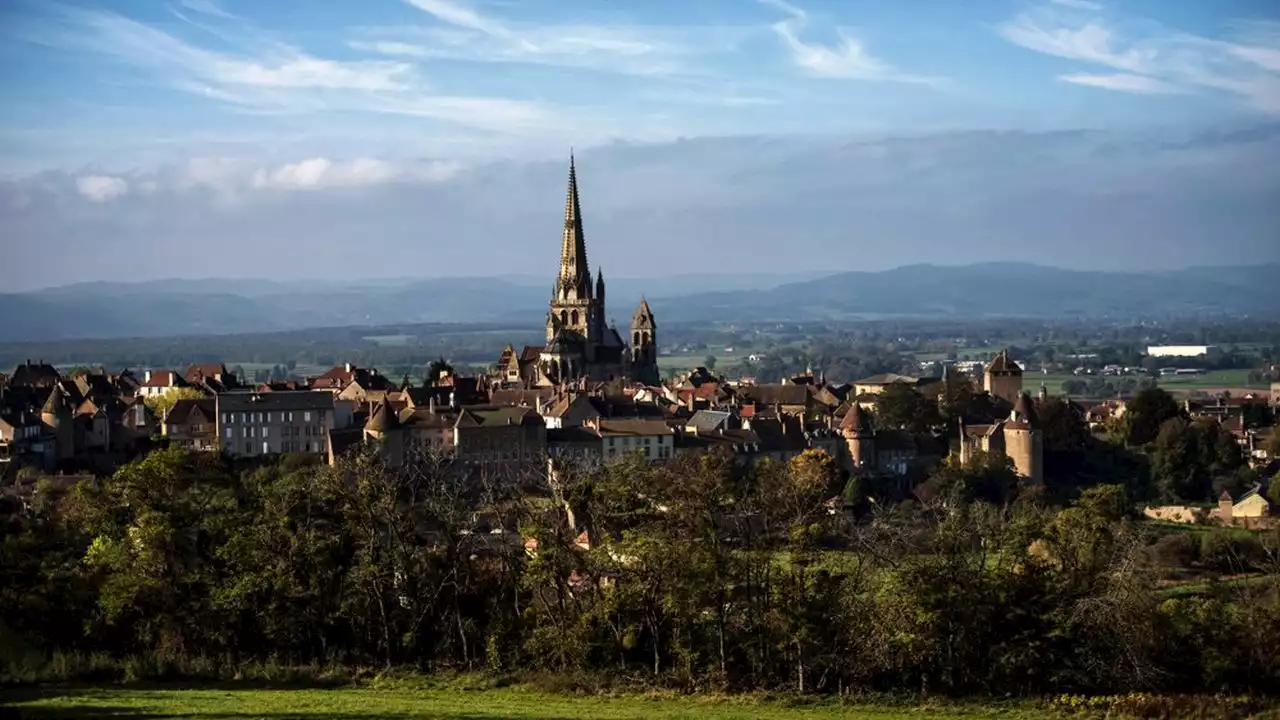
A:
875 383 942 434
938 369 975 424
703 355 717 371
925 451 1020 505
1061 379 1087 396
142 387 207 419
426 357 455 385
1122 387 1183 446
1149 417 1244 503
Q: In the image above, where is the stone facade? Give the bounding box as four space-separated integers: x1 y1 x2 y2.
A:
527 155 660 387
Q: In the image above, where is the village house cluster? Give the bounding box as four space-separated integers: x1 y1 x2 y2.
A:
4 157 1277 516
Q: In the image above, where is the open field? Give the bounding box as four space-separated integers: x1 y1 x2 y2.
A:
0 685 1079 720
1032 369 1267 397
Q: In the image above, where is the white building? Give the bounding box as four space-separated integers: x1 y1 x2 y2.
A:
1146 345 1220 359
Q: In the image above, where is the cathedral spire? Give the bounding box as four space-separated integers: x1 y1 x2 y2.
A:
558 152 590 293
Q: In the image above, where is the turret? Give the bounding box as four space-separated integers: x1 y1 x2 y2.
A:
40 382 74 461
840 403 875 470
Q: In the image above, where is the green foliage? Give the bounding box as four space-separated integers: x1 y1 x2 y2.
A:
1123 387 1184 447
874 383 942 434
5 444 1280 699
142 386 208 418
1149 417 1244 503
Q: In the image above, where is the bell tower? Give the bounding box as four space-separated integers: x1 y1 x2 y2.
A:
546 153 601 358
629 297 659 385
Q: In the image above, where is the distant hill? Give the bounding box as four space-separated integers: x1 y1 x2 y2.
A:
655 263 1280 322
1 264 1275 342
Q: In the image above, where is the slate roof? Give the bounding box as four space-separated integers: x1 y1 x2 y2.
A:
218 390 335 412
166 398 216 425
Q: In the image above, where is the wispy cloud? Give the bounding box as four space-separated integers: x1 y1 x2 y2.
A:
176 0 238 21
358 0 741 78
76 175 128 202
759 0 938 84
998 5 1280 112
20 5 558 133
1059 73 1182 94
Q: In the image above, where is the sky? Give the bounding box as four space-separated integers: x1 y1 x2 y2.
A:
1 0 1279 291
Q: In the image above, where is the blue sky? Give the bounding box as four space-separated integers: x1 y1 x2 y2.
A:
1 0 1278 289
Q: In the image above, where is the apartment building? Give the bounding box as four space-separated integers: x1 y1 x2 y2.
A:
216 391 339 458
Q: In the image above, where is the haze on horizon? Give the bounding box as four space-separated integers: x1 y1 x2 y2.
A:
2 0 1279 293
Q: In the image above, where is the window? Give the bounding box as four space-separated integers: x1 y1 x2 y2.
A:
245 442 251 454
221 412 228 424
266 411 272 422
287 411 294 422
224 428 232 439
262 427 269 438
239 412 246 423
249 427 256 438
262 441 269 454
242 427 248 438
304 411 312 422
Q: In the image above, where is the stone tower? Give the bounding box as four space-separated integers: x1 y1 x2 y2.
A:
840 403 876 470
1002 392 1043 482
983 348 1024 405
364 402 405 468
40 382 74 461
629 297 659 385
546 153 602 360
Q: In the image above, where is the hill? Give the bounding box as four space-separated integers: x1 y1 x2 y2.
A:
1 263 1275 342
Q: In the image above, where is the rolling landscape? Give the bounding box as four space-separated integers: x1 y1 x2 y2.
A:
3 262 1276 343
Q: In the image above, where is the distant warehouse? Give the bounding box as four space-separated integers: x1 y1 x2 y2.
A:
1146 345 1220 359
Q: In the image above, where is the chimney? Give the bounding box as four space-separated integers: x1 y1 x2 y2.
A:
345 362 352 373
144 370 152 383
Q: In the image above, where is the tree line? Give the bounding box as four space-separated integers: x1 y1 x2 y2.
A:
3 439 1279 696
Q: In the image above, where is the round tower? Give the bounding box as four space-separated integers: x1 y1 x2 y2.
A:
1003 392 1043 482
40 382 74 461
364 402 405 467
840 403 876 470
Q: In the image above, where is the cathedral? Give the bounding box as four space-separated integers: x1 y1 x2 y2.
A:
497 155 660 388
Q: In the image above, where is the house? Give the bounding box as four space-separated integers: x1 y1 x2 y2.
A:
1214 486 1273 528
136 369 189 398
594 417 674 461
163 398 218 451
185 363 238 392
852 373 934 396
216 391 338 457
6 360 61 389
453 406 547 470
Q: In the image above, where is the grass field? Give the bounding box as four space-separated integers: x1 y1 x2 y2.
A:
0 684 1072 720
1032 369 1265 397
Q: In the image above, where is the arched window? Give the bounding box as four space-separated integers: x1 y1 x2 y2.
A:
634 331 641 346
571 310 579 326
560 310 568 326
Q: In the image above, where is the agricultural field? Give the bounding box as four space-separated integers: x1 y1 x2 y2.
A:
0 684 1090 720
1032 369 1267 397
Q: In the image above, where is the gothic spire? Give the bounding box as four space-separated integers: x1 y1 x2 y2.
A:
558 152 590 293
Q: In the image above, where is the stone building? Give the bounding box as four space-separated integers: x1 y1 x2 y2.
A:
957 391 1044 482
983 349 1024 405
505 155 661 387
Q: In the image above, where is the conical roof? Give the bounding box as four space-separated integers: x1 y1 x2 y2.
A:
41 382 70 417
1010 392 1038 426
366 402 400 433
840 403 872 433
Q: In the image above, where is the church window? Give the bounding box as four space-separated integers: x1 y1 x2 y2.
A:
634 331 641 346
571 310 579 326
560 310 568 326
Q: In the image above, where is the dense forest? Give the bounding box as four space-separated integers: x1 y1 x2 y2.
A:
3 433 1279 696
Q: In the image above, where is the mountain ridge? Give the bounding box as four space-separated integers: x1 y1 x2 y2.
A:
2 263 1275 342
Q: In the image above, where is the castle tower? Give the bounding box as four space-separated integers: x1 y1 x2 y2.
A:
840 403 876 471
546 153 601 359
983 348 1024 405
629 297 659 385
40 382 74 461
364 402 405 467
1002 392 1043 482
